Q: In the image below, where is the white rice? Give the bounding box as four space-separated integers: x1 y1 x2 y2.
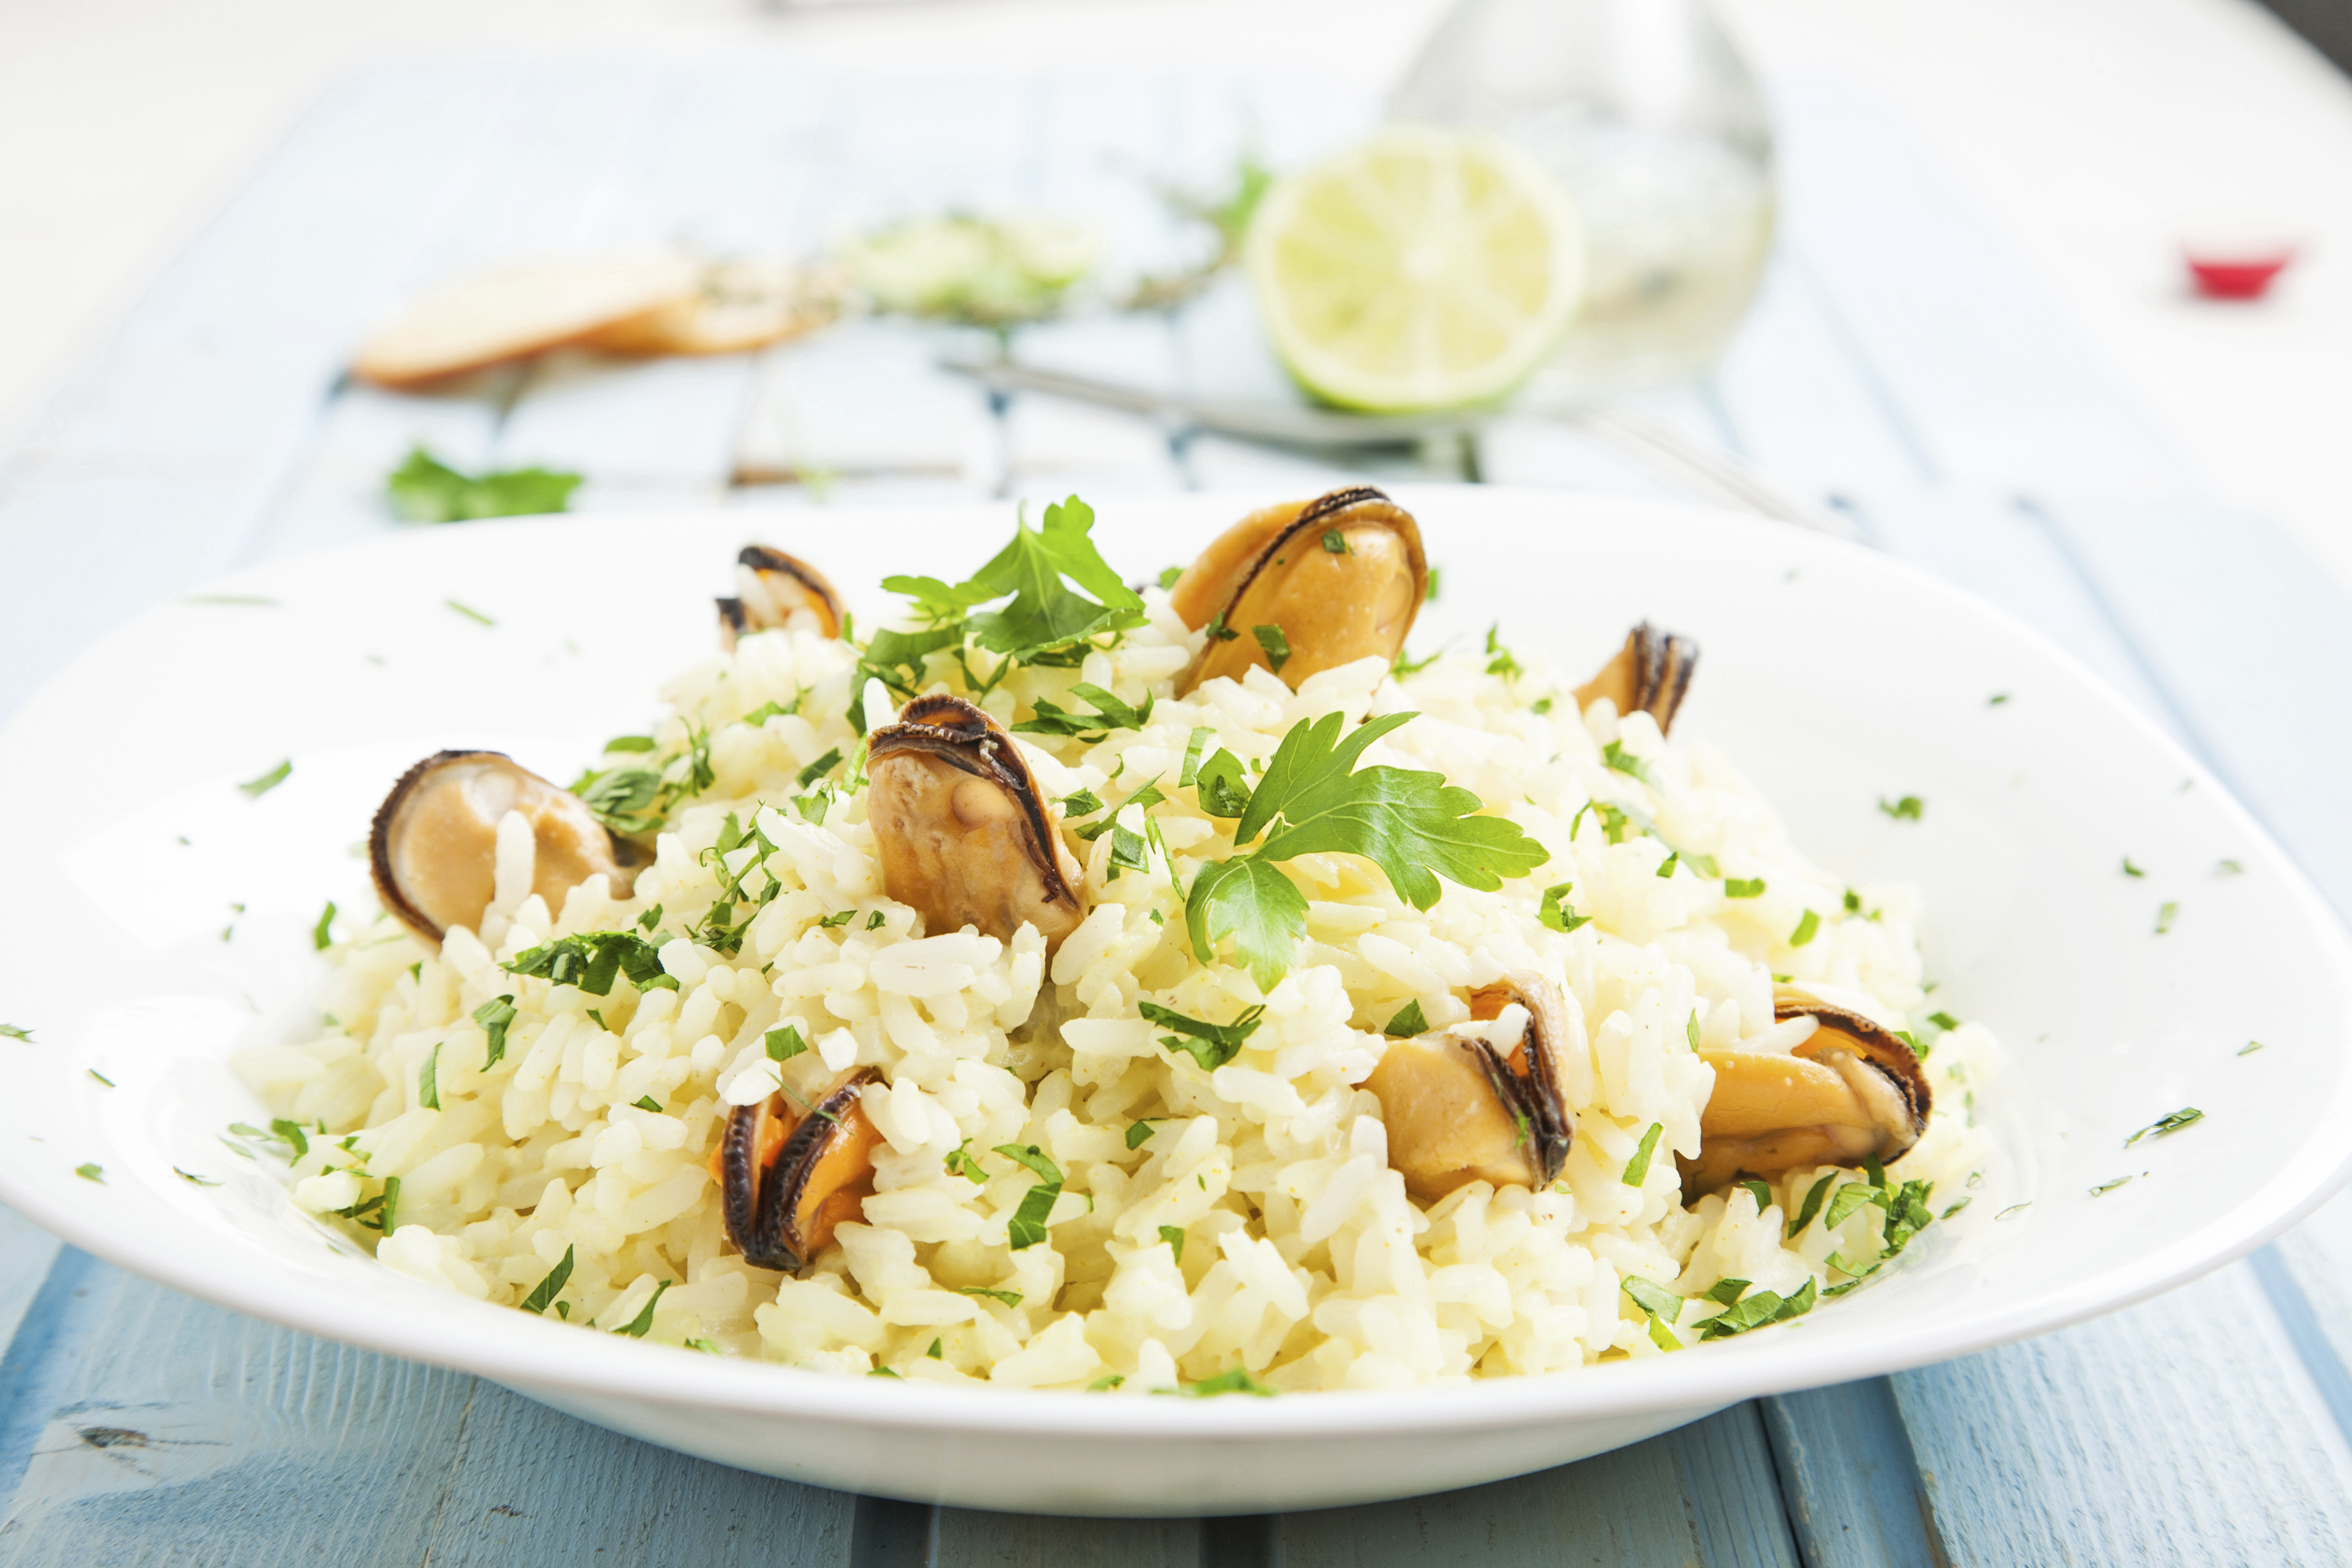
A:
239 585 1993 1390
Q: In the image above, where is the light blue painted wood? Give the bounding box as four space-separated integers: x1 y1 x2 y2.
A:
1276 1406 1798 1568
1893 1261 2352 1565
1759 1381 1942 1568
0 1265 858 1566
931 1508 1202 1566
0 1207 64 1356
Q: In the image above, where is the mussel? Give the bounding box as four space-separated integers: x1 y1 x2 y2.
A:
865 695 1087 951
713 1069 884 1273
1681 985 1931 1196
717 545 844 648
1167 486 1427 694
1365 972 1575 1201
1573 622 1699 735
370 750 640 944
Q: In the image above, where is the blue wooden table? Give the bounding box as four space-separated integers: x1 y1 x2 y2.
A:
5 56 2352 1566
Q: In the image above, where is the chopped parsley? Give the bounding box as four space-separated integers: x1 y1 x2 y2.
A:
1183 711 1547 985
1538 879 1592 931
1788 909 1820 947
2239 1039 2265 1056
632 1096 662 1113
311 901 337 950
74 1163 103 1183
0 1024 31 1042
608 1279 672 1338
378 1176 401 1235
1172 1368 1274 1398
1989 692 2009 706
1601 740 1654 786
959 1285 1026 1308
1059 788 1105 818
1321 530 1351 554
2089 1175 2134 1196
1483 624 1522 682
1425 566 1442 602
1159 1225 1186 1263
237 759 292 798
522 1245 576 1314
1786 1173 1836 1238
1190 748 1254 818
816 910 855 929
2125 1107 2203 1146
1013 684 1156 740
1928 1011 1960 1032
927 1338 945 1359
445 599 496 627
1381 1000 1429 1038
1139 1000 1266 1070
869 1366 902 1378
1157 565 1183 590
1621 1123 1664 1185
473 995 517 1066
2122 857 2145 877
1089 1374 1125 1392
605 734 658 753
1392 646 1444 678
387 446 581 523
794 747 844 789
87 1069 113 1087
2217 859 2244 876
1878 795 1923 821
995 1144 1066 1250
866 910 887 931
1178 728 1214 787
2155 902 2179 935
505 932 677 996
1125 1120 1159 1149
1724 877 1765 898
1621 1276 1681 1323
419 1043 442 1110
1251 624 1292 673
174 1167 220 1186
944 1139 988 1185
1656 851 1680 880
1698 1278 1817 1340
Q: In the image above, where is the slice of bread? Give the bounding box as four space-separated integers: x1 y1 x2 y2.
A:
584 260 849 357
353 254 702 387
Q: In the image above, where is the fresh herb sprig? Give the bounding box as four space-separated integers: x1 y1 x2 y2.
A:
1183 711 1548 985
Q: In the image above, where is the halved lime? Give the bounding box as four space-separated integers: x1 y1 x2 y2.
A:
1245 127 1584 413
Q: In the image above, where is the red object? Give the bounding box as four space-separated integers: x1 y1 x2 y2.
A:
2185 249 2295 300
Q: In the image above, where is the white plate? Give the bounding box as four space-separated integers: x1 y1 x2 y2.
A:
2 488 2348 1516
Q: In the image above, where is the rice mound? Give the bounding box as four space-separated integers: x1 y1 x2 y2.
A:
239 586 1994 1391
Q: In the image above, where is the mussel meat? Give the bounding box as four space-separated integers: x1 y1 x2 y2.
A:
1365 972 1575 1201
1573 622 1699 735
1682 985 1931 1196
713 1069 884 1273
1167 486 1427 694
370 750 640 945
865 695 1087 951
717 545 844 648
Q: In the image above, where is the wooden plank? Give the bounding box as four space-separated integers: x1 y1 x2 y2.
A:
0 1268 858 1566
1759 1381 1943 1568
1275 1406 1798 1568
932 1508 1200 1566
0 1206 64 1359
1892 1261 2352 1565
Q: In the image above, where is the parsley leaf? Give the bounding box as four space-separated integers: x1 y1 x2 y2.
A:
1013 684 1155 739
884 495 1146 662
522 1245 576 1315
1697 1278 1817 1339
944 1140 988 1185
1878 795 1924 822
1787 1173 1836 1238
419 1043 441 1110
311 901 337 951
1622 1123 1664 1185
1788 909 1820 947
2125 1107 2203 1145
474 995 517 1067
74 1163 103 1183
238 759 292 798
1184 711 1548 985
0 1024 30 1042
1178 727 1214 786
1252 624 1291 673
1382 1000 1428 1037
1173 1368 1275 1398
1621 1276 1681 1322
504 932 679 996
1321 530 1350 554
1160 1225 1186 1263
795 748 844 789
2156 901 2180 935
1060 788 1105 818
1724 877 1765 898
1139 1000 1266 1070
387 446 581 524
1126 1120 1159 1149
1601 740 1653 786
612 1279 672 1338
1191 748 1254 818
959 1286 1024 1307
1537 881 1589 933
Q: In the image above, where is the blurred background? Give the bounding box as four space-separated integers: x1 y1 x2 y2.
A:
4 0 2352 637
